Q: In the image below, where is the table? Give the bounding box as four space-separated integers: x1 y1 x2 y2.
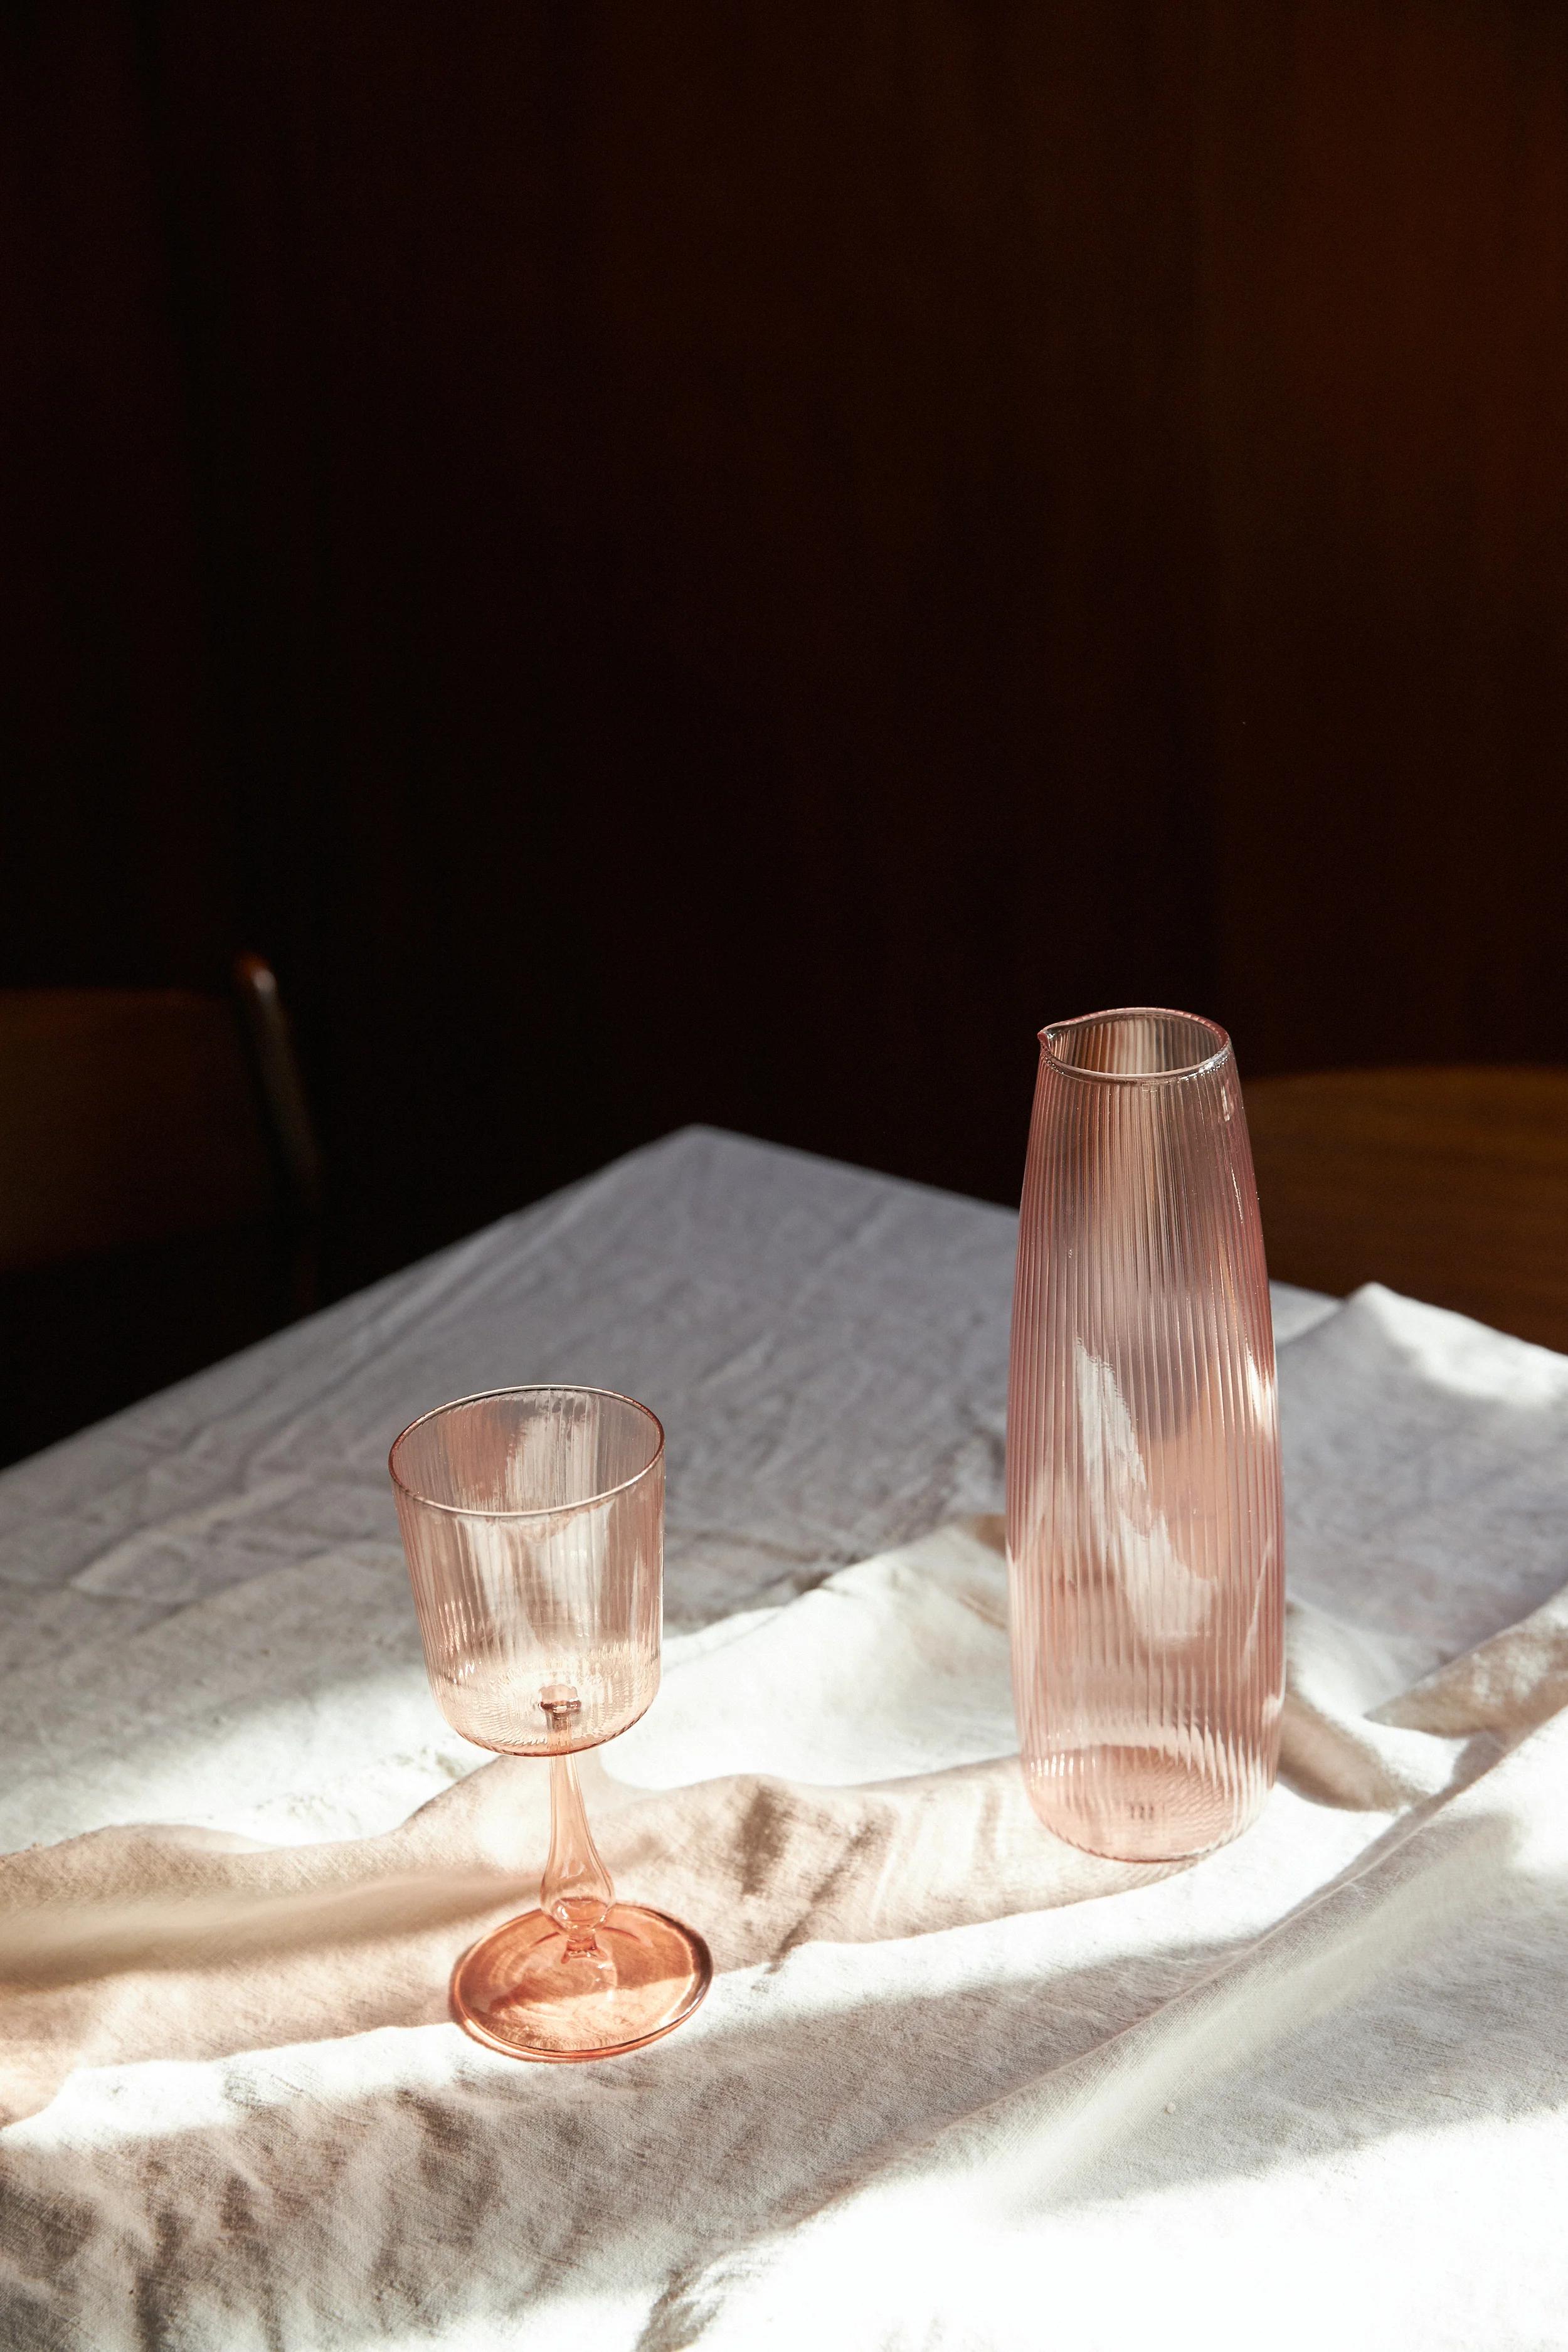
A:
2 1128 1565 2349
0 1126 1043 1655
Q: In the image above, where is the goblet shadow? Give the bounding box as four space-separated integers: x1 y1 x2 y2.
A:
0 1744 1150 2124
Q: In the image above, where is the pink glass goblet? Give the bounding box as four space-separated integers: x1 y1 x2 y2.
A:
389 1384 711 2062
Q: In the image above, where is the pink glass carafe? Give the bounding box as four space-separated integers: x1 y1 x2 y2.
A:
1006 1009 1285 1862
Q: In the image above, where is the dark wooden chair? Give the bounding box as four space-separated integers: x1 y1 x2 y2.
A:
0 956 322 1463
1244 1066 1568 1353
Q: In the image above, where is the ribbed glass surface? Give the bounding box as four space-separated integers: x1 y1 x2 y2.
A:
390 1387 662 1756
1006 1010 1285 1861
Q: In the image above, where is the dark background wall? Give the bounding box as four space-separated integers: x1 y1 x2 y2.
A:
4 1 1566 1307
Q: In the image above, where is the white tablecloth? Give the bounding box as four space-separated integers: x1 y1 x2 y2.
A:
2 1128 1566 2348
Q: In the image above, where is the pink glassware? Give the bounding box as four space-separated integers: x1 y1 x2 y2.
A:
389 1384 711 2061
1007 1009 1285 1862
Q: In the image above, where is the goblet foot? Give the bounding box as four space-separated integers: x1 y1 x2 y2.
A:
451 1904 712 2062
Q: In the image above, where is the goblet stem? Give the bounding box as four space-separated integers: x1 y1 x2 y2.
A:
543 1752 615 1954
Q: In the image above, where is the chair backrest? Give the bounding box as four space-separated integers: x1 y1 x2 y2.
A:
1243 1066 1568 1352
0 957 320 1279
